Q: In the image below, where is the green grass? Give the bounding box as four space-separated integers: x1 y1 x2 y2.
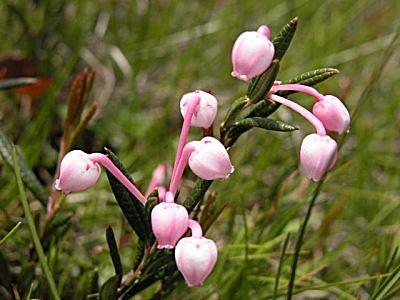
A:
1 0 400 299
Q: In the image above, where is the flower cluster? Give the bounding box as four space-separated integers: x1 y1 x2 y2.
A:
55 90 232 287
54 23 350 289
232 25 350 181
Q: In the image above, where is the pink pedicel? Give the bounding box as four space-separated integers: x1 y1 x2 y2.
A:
145 163 170 198
300 133 338 181
313 95 351 134
151 192 188 249
175 220 218 287
188 137 234 181
180 90 218 129
231 25 275 81
55 150 101 194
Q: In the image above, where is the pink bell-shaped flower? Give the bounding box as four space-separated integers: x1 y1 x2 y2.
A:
300 134 338 181
188 137 234 180
55 150 101 194
151 192 188 249
175 219 218 287
313 95 351 134
180 90 218 128
231 25 275 81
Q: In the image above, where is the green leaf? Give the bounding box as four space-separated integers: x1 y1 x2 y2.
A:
145 196 158 218
100 275 120 300
247 60 280 104
133 239 145 271
106 226 123 279
0 131 48 206
183 179 213 213
272 17 298 61
278 68 340 97
220 96 250 131
0 77 37 90
104 149 153 246
121 259 177 300
225 117 297 147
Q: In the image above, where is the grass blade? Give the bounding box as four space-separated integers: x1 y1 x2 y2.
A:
273 232 291 300
106 226 123 279
12 147 61 300
0 221 22 247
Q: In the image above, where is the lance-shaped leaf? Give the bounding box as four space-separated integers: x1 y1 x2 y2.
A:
121 259 177 300
106 226 123 280
133 239 145 271
278 67 340 97
104 149 153 246
100 275 120 300
247 60 280 104
0 130 48 206
220 96 250 132
183 179 213 213
0 77 37 90
225 117 297 147
272 17 298 61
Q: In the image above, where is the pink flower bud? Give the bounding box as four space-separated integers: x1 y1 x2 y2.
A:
300 134 338 181
188 137 234 180
313 95 350 134
175 236 218 287
151 201 188 249
231 25 275 81
180 90 218 128
55 150 101 194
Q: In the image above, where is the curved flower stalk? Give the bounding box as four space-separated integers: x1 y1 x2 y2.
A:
270 84 351 134
175 219 218 287
55 151 147 204
269 94 338 181
145 163 170 198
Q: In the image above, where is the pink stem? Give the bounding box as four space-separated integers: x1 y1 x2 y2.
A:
169 143 196 195
164 191 175 203
171 94 200 184
145 164 166 198
270 84 325 101
158 186 166 202
269 94 326 136
187 219 203 238
88 153 147 205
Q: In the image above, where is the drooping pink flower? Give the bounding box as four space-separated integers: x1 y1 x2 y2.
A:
313 95 351 134
300 133 338 181
231 25 275 81
151 192 188 249
55 150 101 194
175 220 218 287
180 90 218 129
188 137 234 180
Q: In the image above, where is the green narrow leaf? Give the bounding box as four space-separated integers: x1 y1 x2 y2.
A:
12 147 61 300
220 96 250 131
106 226 123 279
272 17 298 61
278 68 340 97
247 60 280 104
100 275 120 300
0 77 37 90
273 233 291 300
183 179 213 213
105 149 153 246
88 268 99 296
133 239 145 271
121 260 177 300
225 117 297 147
0 221 22 247
0 131 48 206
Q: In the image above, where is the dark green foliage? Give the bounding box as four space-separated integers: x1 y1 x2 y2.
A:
272 17 298 61
0 130 48 206
106 226 123 279
100 275 120 300
247 60 280 104
105 149 153 246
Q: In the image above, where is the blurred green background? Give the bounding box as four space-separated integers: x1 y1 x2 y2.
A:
1 0 400 299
